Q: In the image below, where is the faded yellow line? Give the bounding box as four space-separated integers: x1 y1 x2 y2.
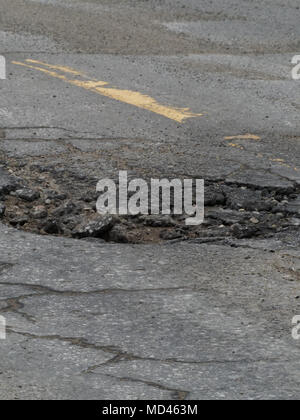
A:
12 60 70 81
270 157 299 171
224 134 261 141
224 136 299 172
270 158 285 163
26 59 88 77
12 60 203 123
228 142 244 150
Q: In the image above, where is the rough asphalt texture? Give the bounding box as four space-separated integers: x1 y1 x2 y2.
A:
0 0 300 399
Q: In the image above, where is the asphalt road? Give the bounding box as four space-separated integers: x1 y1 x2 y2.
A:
0 0 300 400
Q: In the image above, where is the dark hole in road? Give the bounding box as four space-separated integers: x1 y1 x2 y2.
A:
1 148 300 245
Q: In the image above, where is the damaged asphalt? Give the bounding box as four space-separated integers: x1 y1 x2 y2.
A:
0 0 300 399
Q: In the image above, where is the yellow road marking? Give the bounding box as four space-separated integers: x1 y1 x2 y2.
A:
270 157 299 171
12 60 70 81
26 59 88 77
12 59 203 123
225 141 299 172
224 134 261 141
228 142 244 150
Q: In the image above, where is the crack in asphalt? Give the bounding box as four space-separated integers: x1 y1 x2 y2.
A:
0 126 97 134
7 328 297 370
0 281 201 296
0 296 37 323
94 372 190 400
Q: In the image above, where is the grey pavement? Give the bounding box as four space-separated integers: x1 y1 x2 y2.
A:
0 223 300 399
0 0 300 400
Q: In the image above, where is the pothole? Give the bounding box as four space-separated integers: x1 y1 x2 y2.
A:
0 149 300 245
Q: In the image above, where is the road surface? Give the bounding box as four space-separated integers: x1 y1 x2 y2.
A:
0 0 300 400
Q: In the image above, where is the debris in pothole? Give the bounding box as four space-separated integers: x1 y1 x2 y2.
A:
231 223 260 239
225 186 274 212
72 215 116 239
32 205 47 219
0 166 20 195
0 202 5 217
285 196 300 216
43 220 63 235
13 188 40 202
0 153 299 244
139 214 176 227
108 224 130 243
160 229 184 240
